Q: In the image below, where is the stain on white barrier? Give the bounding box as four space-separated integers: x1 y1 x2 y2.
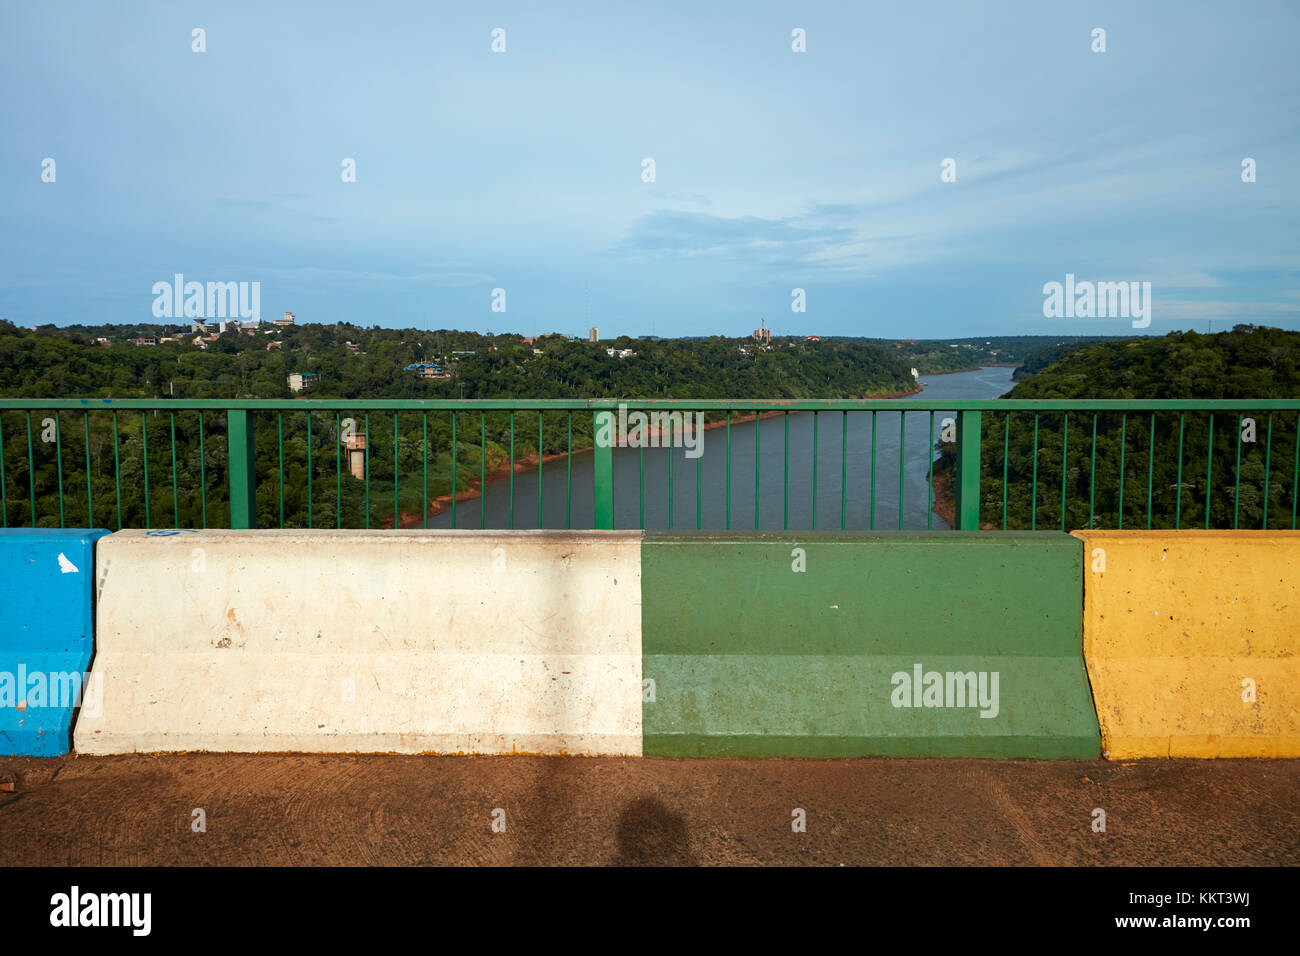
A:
75 530 643 755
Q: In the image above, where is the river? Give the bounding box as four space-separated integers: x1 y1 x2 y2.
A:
425 365 1017 531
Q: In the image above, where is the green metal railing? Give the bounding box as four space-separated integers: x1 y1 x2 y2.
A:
0 398 1298 532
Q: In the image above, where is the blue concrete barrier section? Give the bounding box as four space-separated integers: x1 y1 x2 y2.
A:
0 529 109 756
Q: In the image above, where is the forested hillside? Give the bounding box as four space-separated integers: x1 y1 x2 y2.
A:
935 326 1300 530
0 320 915 528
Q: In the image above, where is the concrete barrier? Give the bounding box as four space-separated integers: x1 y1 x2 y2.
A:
1073 530 1300 758
0 528 108 756
641 532 1100 758
75 530 643 755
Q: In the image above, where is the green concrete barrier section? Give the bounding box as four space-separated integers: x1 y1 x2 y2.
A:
641 531 1101 758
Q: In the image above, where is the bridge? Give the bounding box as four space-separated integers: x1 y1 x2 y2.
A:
0 397 1297 764
0 397 1297 531
1 395 1298 869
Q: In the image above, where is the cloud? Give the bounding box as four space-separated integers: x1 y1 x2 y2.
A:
215 197 338 223
616 208 864 274
1150 272 1224 288
1154 300 1300 320
260 266 494 287
646 190 711 205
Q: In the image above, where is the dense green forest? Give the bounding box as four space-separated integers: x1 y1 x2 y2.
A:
1009 337 1127 380
849 335 1129 374
0 320 917 528
933 326 1300 530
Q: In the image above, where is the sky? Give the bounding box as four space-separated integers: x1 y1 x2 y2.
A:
2 1 1298 339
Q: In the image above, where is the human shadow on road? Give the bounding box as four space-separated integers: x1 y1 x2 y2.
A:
608 796 698 866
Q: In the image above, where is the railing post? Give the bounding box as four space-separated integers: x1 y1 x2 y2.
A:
955 410 981 530
228 409 257 529
593 410 615 529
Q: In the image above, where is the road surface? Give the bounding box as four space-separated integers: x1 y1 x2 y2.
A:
1 755 1296 866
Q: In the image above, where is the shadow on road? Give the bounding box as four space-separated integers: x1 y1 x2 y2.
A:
609 796 698 866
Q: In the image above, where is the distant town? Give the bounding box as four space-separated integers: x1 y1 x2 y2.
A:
3 314 1129 402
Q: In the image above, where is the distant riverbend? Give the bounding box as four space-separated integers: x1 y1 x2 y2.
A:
419 366 1015 531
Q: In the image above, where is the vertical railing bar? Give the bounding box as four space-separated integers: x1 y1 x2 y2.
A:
841 411 848 531
278 412 285 529
897 411 905 530
0 414 7 528
538 411 543 530
592 410 615 530
926 411 933 531
393 411 400 530
422 412 429 528
335 413 342 530
724 411 732 530
25 413 36 528
955 410 982 532
1203 413 1214 530
508 412 515 530
667 416 674 530
696 416 702 531
198 412 208 528
754 408 761 530
1263 414 1272 529
170 412 179 528
140 412 150 528
638 431 644 531
565 413 572 530
1146 413 1155 530
1088 414 1097 529
1001 412 1009 530
306 413 312 530
1175 413 1184 530
783 411 789 530
55 412 65 528
112 411 122 530
451 413 460 528
83 412 93 528
811 410 818 531
1030 414 1039 531
1292 412 1299 530
479 413 486 530
1059 412 1068 533
869 410 877 530
364 413 370 530
1117 413 1126 530
1233 414 1242 530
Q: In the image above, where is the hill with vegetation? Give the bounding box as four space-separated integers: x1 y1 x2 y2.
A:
0 320 917 528
933 326 1300 530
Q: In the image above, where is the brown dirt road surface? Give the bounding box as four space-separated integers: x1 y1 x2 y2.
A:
1 754 1296 866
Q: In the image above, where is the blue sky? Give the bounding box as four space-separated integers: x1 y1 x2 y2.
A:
2 1 1297 338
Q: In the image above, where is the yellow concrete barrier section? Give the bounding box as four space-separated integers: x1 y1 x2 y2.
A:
1072 530 1300 758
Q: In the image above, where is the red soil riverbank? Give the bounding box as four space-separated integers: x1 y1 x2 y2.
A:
387 386 924 528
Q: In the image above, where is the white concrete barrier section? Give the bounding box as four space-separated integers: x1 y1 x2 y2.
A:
75 530 642 755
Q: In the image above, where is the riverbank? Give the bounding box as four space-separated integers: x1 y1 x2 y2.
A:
918 363 1019 377
929 466 998 530
388 385 925 528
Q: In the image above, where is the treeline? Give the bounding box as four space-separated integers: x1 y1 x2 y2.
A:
845 335 1131 374
0 321 916 528
934 326 1300 530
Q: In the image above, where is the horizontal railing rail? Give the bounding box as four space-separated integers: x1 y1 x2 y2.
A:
0 398 1297 533
3 398 1300 411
